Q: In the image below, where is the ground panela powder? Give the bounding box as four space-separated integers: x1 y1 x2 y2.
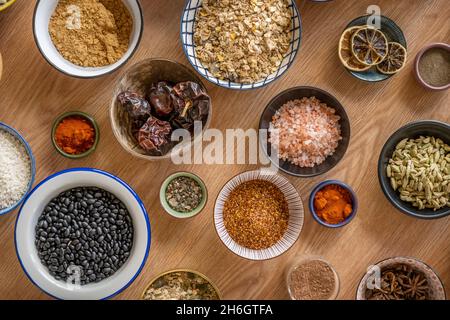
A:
49 0 133 67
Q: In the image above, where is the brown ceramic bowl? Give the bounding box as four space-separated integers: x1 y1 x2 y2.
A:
109 58 212 161
414 43 450 91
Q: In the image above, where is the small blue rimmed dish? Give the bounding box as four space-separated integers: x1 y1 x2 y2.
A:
309 180 358 228
180 0 302 90
0 122 36 216
343 15 407 82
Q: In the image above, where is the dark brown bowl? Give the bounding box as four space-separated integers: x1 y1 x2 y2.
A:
259 86 351 177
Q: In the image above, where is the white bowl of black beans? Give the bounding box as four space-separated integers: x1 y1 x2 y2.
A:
15 168 151 300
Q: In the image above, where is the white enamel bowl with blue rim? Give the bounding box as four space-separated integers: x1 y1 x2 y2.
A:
181 0 302 90
15 168 151 300
33 0 143 78
214 170 304 260
0 122 36 216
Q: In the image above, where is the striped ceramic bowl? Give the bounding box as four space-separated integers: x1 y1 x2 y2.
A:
180 0 302 90
214 170 304 260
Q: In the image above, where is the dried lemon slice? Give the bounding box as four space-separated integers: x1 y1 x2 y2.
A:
377 42 407 74
351 26 388 66
339 26 371 72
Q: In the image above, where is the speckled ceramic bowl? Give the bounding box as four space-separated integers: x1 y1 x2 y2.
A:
356 256 446 300
343 15 407 82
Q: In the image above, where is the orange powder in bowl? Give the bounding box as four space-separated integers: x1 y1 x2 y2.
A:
55 115 95 155
314 184 353 224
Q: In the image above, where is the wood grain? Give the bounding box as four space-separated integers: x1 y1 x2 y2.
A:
0 0 449 300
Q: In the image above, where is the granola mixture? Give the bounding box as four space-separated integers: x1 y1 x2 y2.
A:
194 0 292 83
223 180 289 250
269 97 342 168
143 271 220 300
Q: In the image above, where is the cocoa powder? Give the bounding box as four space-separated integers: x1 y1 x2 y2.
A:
49 0 132 67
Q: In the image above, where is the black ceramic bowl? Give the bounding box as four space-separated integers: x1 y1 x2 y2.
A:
378 120 450 219
259 86 351 177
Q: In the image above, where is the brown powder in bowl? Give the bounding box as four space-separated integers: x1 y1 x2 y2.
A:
223 180 289 250
49 0 133 67
418 47 450 87
288 259 338 300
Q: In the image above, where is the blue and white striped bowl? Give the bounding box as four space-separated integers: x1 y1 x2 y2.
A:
214 170 304 260
180 0 302 90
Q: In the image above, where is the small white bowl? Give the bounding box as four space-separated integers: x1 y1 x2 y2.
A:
15 168 151 300
33 0 143 78
214 170 304 260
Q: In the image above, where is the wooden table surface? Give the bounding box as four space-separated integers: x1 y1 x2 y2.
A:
0 0 449 300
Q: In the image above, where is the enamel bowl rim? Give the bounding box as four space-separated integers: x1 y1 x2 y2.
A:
14 167 151 300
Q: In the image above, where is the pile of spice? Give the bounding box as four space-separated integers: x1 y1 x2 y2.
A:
35 187 133 285
314 184 353 224
418 47 450 87
166 176 203 213
0 129 32 210
223 180 289 250
117 81 210 156
269 97 342 168
49 0 132 67
366 264 430 300
288 259 338 300
143 271 219 300
194 0 292 83
387 136 450 211
54 115 96 155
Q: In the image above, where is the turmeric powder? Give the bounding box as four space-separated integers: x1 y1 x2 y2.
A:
55 115 95 155
314 184 353 224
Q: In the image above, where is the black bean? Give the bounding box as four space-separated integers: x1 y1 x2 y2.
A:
35 187 133 286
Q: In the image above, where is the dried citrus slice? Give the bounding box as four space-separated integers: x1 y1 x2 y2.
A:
377 42 407 74
338 26 371 72
351 26 388 66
